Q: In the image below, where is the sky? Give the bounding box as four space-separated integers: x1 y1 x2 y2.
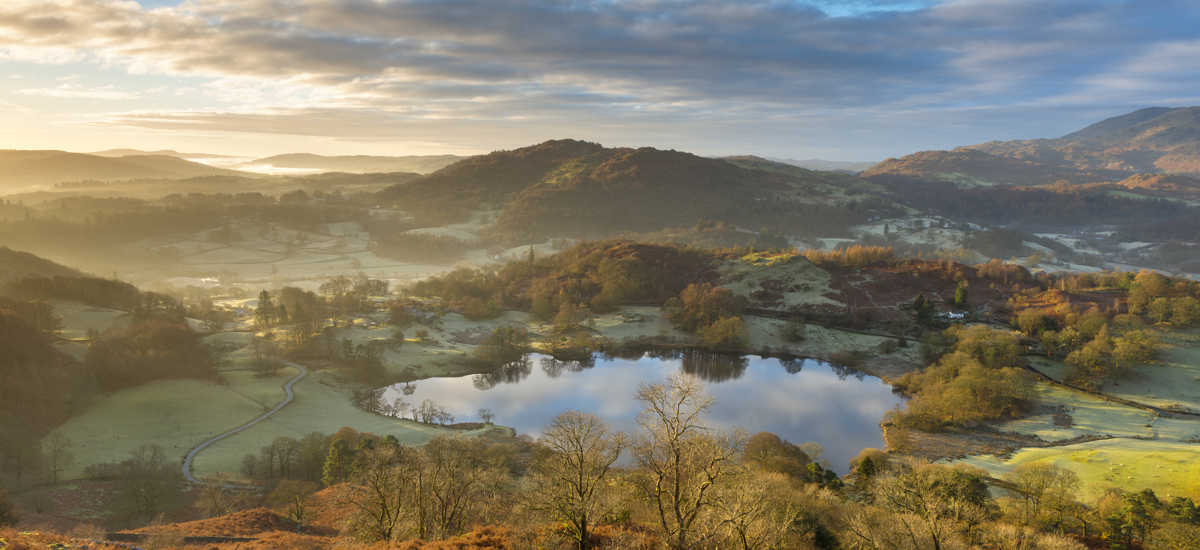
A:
0 0 1198 160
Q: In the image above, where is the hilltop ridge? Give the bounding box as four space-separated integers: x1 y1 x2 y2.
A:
378 139 896 244
969 106 1200 174
0 150 256 189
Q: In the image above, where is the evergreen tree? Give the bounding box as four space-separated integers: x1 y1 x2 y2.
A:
856 456 877 486
255 289 276 328
913 292 934 321
953 283 968 308
321 439 352 486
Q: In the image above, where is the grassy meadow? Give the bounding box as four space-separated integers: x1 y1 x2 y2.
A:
957 439 1200 500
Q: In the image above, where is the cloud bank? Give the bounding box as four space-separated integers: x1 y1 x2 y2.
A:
0 0 1198 157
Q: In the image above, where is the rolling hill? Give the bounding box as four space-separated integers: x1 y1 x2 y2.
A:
0 150 256 190
0 246 86 281
378 139 900 244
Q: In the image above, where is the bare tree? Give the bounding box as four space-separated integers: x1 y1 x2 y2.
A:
870 459 993 550
2 432 41 485
631 372 746 549
711 469 803 550
272 437 301 479
419 436 508 539
477 408 495 424
1004 462 1079 527
269 479 320 532
530 410 630 550
347 446 415 542
112 444 182 525
197 473 254 518
44 433 75 485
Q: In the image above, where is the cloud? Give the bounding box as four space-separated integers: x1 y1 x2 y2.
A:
0 0 1197 156
16 83 138 99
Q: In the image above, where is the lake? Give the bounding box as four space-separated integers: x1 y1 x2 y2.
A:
382 350 903 473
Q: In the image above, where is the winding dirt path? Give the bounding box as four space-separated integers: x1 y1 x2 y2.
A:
182 359 308 482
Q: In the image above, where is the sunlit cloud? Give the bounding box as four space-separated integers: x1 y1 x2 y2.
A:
0 0 1196 157
17 83 138 99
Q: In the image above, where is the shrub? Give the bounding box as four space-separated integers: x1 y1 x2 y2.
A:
699 316 749 349
779 317 806 342
667 282 741 332
801 245 894 268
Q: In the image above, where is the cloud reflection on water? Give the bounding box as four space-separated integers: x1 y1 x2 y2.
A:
384 352 902 474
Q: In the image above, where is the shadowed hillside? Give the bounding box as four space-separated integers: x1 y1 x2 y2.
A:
379 139 901 244
0 247 86 281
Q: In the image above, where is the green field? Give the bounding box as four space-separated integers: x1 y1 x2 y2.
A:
1027 327 1200 415
189 370 499 478
53 300 129 340
50 370 296 480
955 330 1200 500
1002 383 1200 443
956 439 1200 500
47 329 479 481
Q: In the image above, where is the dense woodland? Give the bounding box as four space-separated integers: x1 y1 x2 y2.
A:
408 240 710 316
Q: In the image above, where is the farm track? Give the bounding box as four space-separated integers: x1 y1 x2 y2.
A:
181 359 308 483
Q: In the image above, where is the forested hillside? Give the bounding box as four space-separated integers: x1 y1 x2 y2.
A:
379 139 904 244
0 247 86 281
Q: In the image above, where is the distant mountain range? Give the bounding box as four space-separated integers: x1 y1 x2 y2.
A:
763 157 877 173
0 150 468 190
0 151 256 190
860 149 1131 187
94 149 464 174
90 149 238 160
862 106 1200 190
969 107 1200 174
245 153 464 174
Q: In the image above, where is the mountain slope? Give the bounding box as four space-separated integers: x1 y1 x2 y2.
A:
859 149 1128 188
970 106 1200 174
90 149 237 159
1061 107 1183 141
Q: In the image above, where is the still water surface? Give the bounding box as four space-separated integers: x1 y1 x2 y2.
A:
384 351 902 473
